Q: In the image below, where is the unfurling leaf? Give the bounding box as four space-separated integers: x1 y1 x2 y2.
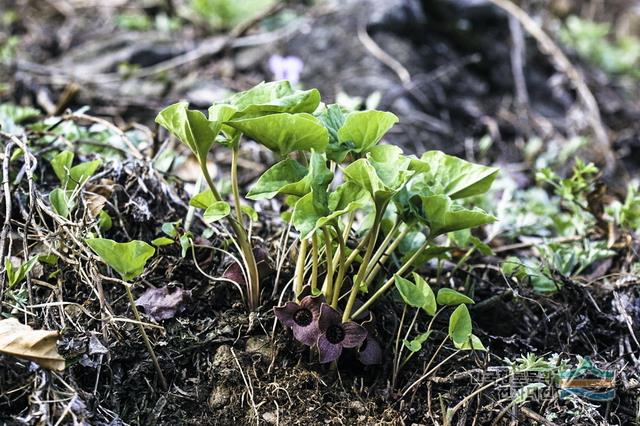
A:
448 304 472 346
418 151 498 199
338 110 398 153
436 288 475 305
227 113 329 155
203 201 231 223
224 80 320 116
135 286 189 321
418 195 495 236
86 238 155 282
155 102 220 161
0 317 65 370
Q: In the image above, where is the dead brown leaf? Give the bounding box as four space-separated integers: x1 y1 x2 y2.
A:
0 317 65 370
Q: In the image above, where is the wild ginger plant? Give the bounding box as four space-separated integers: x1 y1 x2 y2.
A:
156 80 498 363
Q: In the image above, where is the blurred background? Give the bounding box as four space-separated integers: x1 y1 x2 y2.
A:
1 0 639 178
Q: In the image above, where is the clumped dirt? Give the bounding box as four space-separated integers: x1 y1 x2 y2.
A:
1 0 640 425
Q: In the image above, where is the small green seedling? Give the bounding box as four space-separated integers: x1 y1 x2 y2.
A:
48 150 101 218
85 237 166 389
4 256 39 288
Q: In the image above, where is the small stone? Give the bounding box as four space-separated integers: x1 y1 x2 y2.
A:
245 336 272 358
348 400 367 414
208 385 230 410
262 411 277 424
213 344 234 368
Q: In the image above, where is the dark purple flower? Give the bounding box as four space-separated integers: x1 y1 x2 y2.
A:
274 294 323 346
357 313 382 365
317 304 367 363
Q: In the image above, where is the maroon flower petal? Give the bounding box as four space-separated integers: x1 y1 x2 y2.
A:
292 322 320 346
317 334 343 363
341 321 367 348
273 301 299 328
358 337 382 365
300 294 324 319
318 303 341 332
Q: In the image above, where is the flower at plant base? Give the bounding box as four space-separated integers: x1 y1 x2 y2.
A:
357 313 382 365
317 304 367 363
274 294 323 346
268 55 304 84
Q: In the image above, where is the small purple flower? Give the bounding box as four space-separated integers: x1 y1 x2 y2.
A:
274 294 323 346
268 55 304 84
317 304 367 363
357 313 382 365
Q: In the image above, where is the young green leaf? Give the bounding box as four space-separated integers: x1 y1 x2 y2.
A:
203 201 231 223
5 257 39 288
454 334 486 351
395 275 426 308
85 238 155 282
317 104 348 162
98 210 112 231
246 158 308 200
412 273 437 316
225 80 320 116
337 110 399 153
418 151 498 199
152 237 175 247
49 150 74 184
68 159 101 190
226 113 329 155
155 102 220 161
448 304 472 346
403 331 432 352
240 205 258 221
49 188 73 218
418 194 495 236
190 189 218 209
437 288 475 305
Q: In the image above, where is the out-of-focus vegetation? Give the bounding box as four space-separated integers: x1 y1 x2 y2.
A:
560 16 640 79
187 0 277 30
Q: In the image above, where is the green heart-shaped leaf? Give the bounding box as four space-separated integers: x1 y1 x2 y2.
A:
190 189 218 209
69 159 101 190
419 194 495 236
86 238 155 282
227 113 329 155
338 110 398 153
412 273 437 315
395 275 426 308
437 288 475 305
50 151 73 185
454 334 486 351
156 102 220 161
226 80 320 116
246 159 309 200
49 188 73 218
418 151 498 199
203 201 231 223
448 304 472 346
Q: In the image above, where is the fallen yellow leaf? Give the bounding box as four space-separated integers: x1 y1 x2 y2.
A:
0 317 65 370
